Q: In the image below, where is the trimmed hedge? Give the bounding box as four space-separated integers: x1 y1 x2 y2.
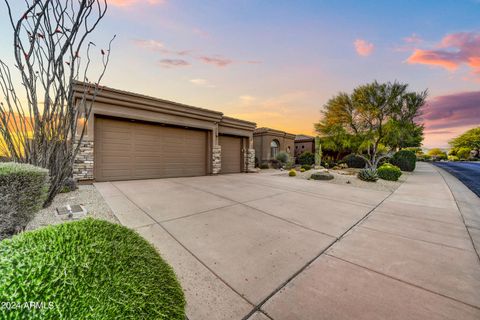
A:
391 150 416 172
342 154 366 168
0 162 49 240
357 168 378 182
297 151 315 165
0 218 185 319
378 163 402 181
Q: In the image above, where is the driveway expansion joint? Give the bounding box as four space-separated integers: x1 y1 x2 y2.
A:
325 253 480 311
241 179 397 320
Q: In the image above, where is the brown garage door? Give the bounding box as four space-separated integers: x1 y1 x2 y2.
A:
219 135 242 173
95 117 207 181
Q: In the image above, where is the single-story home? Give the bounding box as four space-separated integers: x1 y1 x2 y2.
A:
253 127 295 166
72 83 256 182
294 134 315 158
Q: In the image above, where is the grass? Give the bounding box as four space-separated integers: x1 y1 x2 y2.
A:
0 218 185 319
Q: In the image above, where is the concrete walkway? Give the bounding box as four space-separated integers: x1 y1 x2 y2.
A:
95 163 480 320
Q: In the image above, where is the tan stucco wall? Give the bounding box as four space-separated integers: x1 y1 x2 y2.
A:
253 130 295 164
294 140 315 157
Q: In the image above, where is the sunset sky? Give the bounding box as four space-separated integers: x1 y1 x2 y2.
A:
1 0 479 148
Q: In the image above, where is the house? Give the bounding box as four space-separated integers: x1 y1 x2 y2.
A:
294 134 315 158
72 83 256 182
253 127 295 166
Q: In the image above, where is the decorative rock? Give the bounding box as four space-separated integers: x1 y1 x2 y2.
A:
310 171 334 181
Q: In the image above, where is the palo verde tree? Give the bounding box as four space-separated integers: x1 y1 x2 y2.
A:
0 0 114 205
315 81 427 169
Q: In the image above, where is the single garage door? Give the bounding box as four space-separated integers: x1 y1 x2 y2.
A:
219 135 242 173
95 117 207 181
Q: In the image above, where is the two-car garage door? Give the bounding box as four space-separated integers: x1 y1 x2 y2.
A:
94 117 207 181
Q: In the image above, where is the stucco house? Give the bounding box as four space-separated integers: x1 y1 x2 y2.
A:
253 127 295 166
294 134 315 158
72 83 256 182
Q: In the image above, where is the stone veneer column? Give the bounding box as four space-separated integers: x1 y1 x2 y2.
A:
247 148 256 172
212 145 221 174
73 140 94 181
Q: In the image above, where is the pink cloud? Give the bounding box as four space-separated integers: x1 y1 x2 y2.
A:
354 39 374 56
199 56 233 67
109 0 165 6
404 33 423 44
420 91 480 131
159 59 190 68
407 32 480 76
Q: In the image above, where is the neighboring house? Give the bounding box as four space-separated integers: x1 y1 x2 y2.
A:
253 127 295 166
294 134 315 158
72 83 256 182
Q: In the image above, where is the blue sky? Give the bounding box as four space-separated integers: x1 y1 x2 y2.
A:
1 0 479 148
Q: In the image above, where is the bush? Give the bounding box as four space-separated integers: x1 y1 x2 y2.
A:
357 168 378 182
301 164 312 171
260 164 269 169
456 147 471 160
269 159 282 169
391 150 416 172
288 169 296 177
0 218 185 319
377 164 402 181
300 168 306 172
0 163 49 240
297 151 315 165
284 161 295 170
310 171 334 180
60 177 78 193
342 154 366 168
448 155 459 162
276 151 289 164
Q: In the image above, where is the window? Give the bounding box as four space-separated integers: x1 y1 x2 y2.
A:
270 140 279 159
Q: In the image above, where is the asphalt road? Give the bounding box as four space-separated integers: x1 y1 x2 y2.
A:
433 161 480 197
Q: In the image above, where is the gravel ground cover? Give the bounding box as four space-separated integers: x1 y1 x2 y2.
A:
273 167 410 193
27 184 118 231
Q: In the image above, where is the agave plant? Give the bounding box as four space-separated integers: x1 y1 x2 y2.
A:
357 168 379 182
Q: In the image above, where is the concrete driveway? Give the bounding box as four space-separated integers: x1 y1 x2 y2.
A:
95 163 480 320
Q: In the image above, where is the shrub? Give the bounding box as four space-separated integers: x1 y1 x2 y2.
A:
0 163 49 240
297 151 315 165
269 159 282 169
284 161 295 170
391 150 416 172
288 169 296 177
456 147 471 160
357 168 378 182
301 164 312 171
342 154 366 168
276 151 289 164
377 164 402 181
260 164 269 169
448 155 459 162
310 171 334 180
0 219 185 319
300 168 306 172
60 177 78 193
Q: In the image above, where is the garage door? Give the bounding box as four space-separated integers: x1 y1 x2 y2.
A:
95 117 207 181
219 135 242 173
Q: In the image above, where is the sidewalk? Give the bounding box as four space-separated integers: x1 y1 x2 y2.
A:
259 163 480 320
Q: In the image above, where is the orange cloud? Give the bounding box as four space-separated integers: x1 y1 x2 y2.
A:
354 39 374 56
109 0 165 7
406 32 480 76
